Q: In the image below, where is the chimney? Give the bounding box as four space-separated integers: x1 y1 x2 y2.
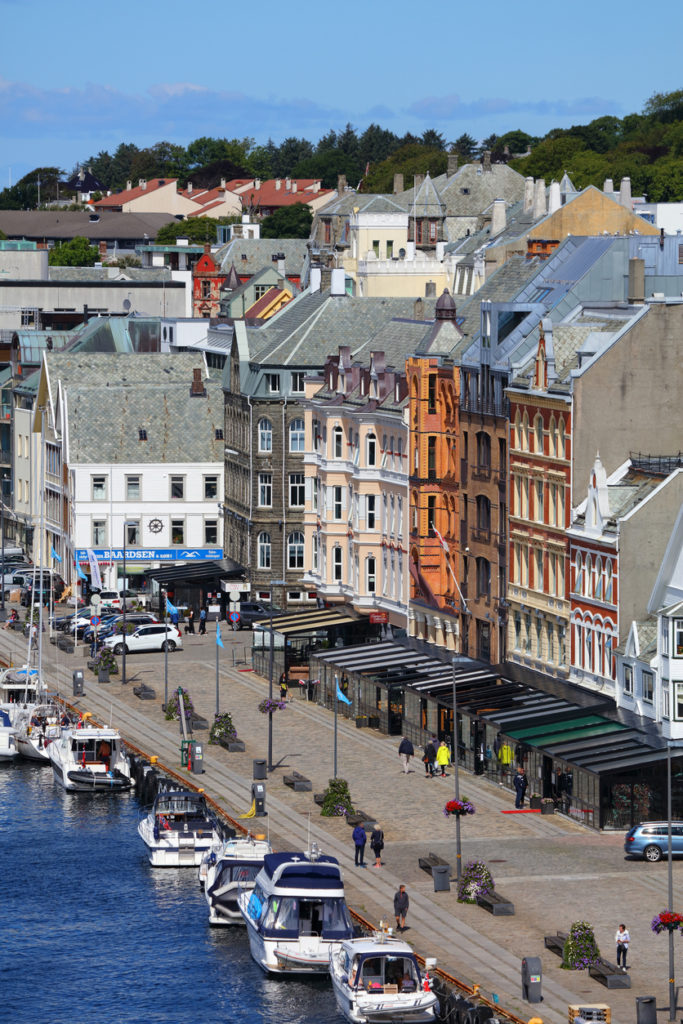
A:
254 178 261 190
272 252 286 276
204 243 211 255
628 258 645 304
337 174 347 196
532 178 546 220
220 177 226 189
413 297 424 320
321 266 333 291
523 177 534 213
139 179 147 190
126 180 132 191
548 180 561 214
98 240 107 259
491 198 506 236
414 174 425 191
190 367 206 397
291 181 297 194
309 266 322 292
447 153 459 177
275 178 281 190
331 268 345 295
312 180 320 192
620 176 632 210
393 173 404 193
285 177 291 190
603 178 614 194
482 150 492 173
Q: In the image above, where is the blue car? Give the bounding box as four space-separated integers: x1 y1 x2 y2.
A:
624 822 683 862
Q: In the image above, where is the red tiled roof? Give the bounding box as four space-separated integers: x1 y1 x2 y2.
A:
225 178 333 208
187 199 225 217
94 178 179 208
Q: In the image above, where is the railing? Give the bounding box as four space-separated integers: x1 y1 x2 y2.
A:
461 394 510 418
471 526 491 544
471 463 491 481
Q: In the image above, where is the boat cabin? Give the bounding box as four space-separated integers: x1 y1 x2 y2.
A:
248 853 353 940
343 948 421 993
70 733 116 768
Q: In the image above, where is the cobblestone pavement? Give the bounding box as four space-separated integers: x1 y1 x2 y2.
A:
6 617 681 1024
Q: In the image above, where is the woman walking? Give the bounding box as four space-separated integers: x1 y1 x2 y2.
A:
436 740 451 777
370 825 384 868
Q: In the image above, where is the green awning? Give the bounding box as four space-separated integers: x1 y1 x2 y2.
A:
508 716 626 748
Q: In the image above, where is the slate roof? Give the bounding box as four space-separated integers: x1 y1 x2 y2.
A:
63 168 107 194
44 352 223 464
404 162 526 219
411 174 446 219
615 616 657 657
0 210 176 242
215 238 307 277
48 266 171 283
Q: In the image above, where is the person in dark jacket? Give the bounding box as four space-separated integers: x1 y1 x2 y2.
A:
370 825 384 868
423 738 437 778
398 736 414 773
394 885 409 931
513 766 528 808
185 608 195 634
199 607 207 635
352 824 367 867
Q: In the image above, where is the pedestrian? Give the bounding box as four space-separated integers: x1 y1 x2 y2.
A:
279 670 289 702
340 671 349 697
170 607 179 629
30 622 38 650
398 736 414 774
436 740 451 777
370 825 384 868
352 823 367 867
423 737 437 778
394 884 409 932
513 766 528 808
185 608 195 635
615 923 630 970
199 607 207 635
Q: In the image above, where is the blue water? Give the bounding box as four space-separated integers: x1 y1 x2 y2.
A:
1 760 338 1024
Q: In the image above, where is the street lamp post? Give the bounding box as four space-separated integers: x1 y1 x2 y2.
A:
452 657 462 881
667 742 676 1023
121 520 137 686
267 579 285 772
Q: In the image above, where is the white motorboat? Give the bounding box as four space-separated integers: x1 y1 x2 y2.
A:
138 790 223 867
238 844 354 974
0 667 42 726
203 833 272 925
48 715 132 791
14 702 68 763
0 708 17 760
329 933 438 1023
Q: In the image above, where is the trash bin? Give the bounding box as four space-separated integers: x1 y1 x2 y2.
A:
251 781 267 817
432 864 451 892
635 996 657 1024
188 741 204 774
253 759 267 780
72 670 84 697
521 956 542 1002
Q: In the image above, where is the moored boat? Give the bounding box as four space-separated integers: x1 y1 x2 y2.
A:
138 790 223 867
329 933 438 1023
0 708 17 760
238 844 354 974
203 833 272 925
48 715 132 791
14 702 69 763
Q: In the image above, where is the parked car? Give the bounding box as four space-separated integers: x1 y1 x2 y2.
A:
103 623 183 655
92 590 122 611
234 601 283 630
20 582 56 607
624 821 683 861
83 612 158 644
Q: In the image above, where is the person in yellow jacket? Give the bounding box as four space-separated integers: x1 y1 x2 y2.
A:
435 740 451 777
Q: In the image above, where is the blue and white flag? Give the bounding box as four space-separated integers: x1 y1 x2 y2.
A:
216 622 224 649
165 597 179 617
335 675 352 705
76 561 88 581
86 549 102 591
51 545 62 563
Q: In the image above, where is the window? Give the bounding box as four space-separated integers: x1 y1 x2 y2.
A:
535 480 544 523
287 531 304 570
171 519 184 544
534 415 544 453
267 373 280 393
215 427 224 440
92 520 106 545
595 556 603 600
125 520 139 545
675 682 683 721
663 680 670 719
204 519 218 545
258 418 272 453
367 494 376 530
546 621 554 664
476 495 491 536
366 556 376 593
289 418 305 452
642 670 654 703
204 476 218 500
427 495 436 534
291 371 305 393
514 612 521 650
366 433 377 467
428 374 437 413
387 240 393 259
427 436 437 479
476 557 491 598
674 619 683 657
372 239 380 258
91 475 107 501
313 419 322 453
257 532 271 569
258 473 272 507
333 486 343 520
289 473 305 507
312 533 319 571
574 553 584 594
623 664 633 695
202 279 211 299
534 548 543 590
333 546 343 581
333 426 343 459
312 476 319 512
125 475 140 501
476 431 491 471
170 476 184 500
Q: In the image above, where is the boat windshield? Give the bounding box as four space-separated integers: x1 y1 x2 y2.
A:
261 896 352 939
355 954 419 993
214 862 261 888
156 794 206 817
70 737 114 764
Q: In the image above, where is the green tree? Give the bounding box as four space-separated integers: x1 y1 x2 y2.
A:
358 123 400 166
451 133 478 159
48 236 99 267
272 137 315 177
186 136 253 170
155 217 239 245
644 89 683 124
421 128 446 150
0 166 64 210
496 129 537 155
292 149 361 189
260 203 312 238
363 143 447 194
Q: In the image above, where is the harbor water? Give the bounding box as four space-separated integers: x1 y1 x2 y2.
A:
1 760 338 1024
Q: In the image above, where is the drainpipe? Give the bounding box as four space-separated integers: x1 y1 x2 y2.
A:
281 397 288 585
246 395 253 572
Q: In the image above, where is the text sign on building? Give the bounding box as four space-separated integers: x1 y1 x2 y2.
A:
369 611 389 624
76 548 224 562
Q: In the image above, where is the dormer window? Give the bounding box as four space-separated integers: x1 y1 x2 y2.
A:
138 428 147 441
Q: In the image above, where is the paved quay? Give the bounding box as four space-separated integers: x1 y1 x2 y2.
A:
6 620 682 1024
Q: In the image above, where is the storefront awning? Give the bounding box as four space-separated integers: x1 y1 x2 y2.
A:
144 558 245 587
254 608 358 636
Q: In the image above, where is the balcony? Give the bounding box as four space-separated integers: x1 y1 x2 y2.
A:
461 394 510 418
471 525 491 544
0 449 10 466
471 463 492 482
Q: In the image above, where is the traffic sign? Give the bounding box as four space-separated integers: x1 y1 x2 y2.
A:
229 590 241 602
90 615 101 627
229 611 240 623
90 593 101 607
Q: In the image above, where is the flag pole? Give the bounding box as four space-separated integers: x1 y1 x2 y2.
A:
334 673 338 779
215 623 220 718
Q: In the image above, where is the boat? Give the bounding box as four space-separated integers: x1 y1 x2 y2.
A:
238 844 354 973
329 933 439 1023
48 714 132 791
203 833 272 925
14 702 69 763
0 708 18 760
138 790 223 867
0 667 42 726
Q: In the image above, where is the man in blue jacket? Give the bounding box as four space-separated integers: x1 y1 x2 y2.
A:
352 823 367 867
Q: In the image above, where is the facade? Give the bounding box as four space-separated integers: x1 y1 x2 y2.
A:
94 178 199 216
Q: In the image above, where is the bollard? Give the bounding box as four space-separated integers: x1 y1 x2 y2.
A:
635 996 657 1024
253 759 267 780
72 670 84 696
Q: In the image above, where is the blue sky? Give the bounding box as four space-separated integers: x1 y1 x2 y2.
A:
1 0 681 183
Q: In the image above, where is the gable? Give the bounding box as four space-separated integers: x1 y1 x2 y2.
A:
528 187 660 240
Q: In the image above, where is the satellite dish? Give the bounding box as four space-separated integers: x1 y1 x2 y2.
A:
123 298 131 312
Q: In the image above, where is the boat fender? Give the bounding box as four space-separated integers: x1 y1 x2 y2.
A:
423 970 431 992
153 824 160 841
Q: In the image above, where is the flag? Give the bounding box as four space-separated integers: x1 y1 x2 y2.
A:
86 549 102 590
76 561 87 581
216 622 224 649
432 525 449 553
51 545 62 563
165 596 179 617
335 675 352 705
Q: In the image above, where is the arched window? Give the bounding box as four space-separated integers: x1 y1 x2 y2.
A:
534 414 544 454
605 561 613 602
258 418 272 453
522 411 529 451
513 410 521 450
366 556 376 593
257 532 271 569
366 432 377 467
595 556 603 600
289 418 305 452
584 554 592 598
574 552 584 594
549 415 557 457
287 531 304 569
333 425 343 459
333 545 343 581
558 418 566 459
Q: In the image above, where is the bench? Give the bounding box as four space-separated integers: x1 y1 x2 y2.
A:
544 932 568 958
190 714 209 730
475 890 515 916
589 958 631 989
313 792 325 806
419 852 450 874
346 810 377 829
133 683 157 700
283 771 312 792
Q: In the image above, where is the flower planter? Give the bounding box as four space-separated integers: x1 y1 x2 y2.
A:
220 739 245 752
541 802 554 815
355 717 368 728
529 796 542 810
367 716 380 729
98 668 110 683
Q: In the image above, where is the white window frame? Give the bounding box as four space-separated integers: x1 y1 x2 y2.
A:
92 519 107 545
91 475 107 501
258 473 272 508
289 418 305 452
258 418 273 453
125 475 140 501
289 472 305 507
623 664 633 695
170 475 185 501
287 531 304 570
257 532 271 569
291 371 305 394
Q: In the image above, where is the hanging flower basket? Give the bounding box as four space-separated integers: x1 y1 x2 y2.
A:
652 911 683 934
258 698 287 714
444 798 476 818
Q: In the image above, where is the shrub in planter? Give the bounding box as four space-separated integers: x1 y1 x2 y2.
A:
165 687 194 722
541 798 555 814
529 793 542 809
562 921 600 970
209 711 238 746
457 860 494 904
94 648 118 674
320 778 354 817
